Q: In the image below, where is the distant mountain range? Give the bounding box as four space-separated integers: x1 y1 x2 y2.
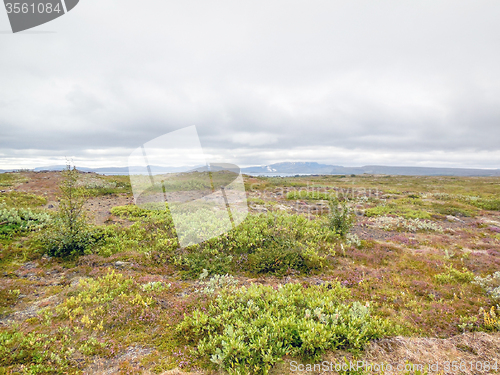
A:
242 162 500 176
1 162 500 176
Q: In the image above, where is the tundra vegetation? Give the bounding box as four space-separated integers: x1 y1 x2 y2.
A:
0 170 500 374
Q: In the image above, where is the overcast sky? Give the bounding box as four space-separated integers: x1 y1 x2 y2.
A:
1 1 500 169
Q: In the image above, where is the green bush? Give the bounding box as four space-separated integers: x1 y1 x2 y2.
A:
174 212 338 277
474 271 500 301
0 191 47 208
110 204 151 219
0 204 51 238
100 207 339 277
434 265 475 284
0 327 80 373
41 167 93 258
365 205 431 220
430 202 476 217
82 178 131 196
286 190 333 200
179 282 397 374
469 198 500 211
0 173 27 187
328 199 355 238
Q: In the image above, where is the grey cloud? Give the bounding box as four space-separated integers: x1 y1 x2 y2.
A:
1 0 500 168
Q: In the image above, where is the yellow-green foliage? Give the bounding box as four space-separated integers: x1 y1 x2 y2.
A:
110 204 152 219
180 282 398 375
55 270 149 326
63 271 132 305
286 190 333 200
0 173 27 187
80 175 131 196
434 265 475 284
430 201 477 217
103 209 338 277
481 305 500 330
0 271 162 373
0 326 89 373
0 191 47 208
0 204 52 239
247 197 265 205
469 198 500 211
174 212 339 277
365 205 431 220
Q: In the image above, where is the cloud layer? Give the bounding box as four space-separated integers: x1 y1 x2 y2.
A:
1 1 500 168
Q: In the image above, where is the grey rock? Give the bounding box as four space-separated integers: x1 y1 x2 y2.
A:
114 261 132 268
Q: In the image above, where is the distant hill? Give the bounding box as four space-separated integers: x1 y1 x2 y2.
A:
242 162 340 175
242 162 500 176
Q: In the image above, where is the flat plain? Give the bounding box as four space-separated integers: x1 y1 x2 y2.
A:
1 171 500 374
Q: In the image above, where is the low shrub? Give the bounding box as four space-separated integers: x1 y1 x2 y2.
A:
0 204 51 238
110 204 151 219
81 178 131 196
286 190 333 200
174 212 338 277
328 199 355 238
372 216 443 233
0 191 47 208
179 282 397 374
195 270 238 295
434 265 475 284
469 198 500 211
430 202 477 217
0 173 27 187
365 205 431 220
98 208 338 277
474 272 500 301
0 328 79 373
480 305 500 331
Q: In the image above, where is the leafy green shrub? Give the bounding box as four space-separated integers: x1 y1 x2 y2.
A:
328 199 355 238
195 270 238 295
174 246 234 277
434 265 475 284
141 281 171 293
175 212 338 277
474 272 500 301
469 198 500 211
0 326 88 373
430 201 477 217
247 197 266 205
249 246 308 275
179 283 397 374
81 177 131 196
0 204 51 238
364 205 392 217
286 190 333 200
94 219 178 257
110 204 151 219
0 173 27 187
373 216 443 233
365 205 431 220
102 208 338 277
0 191 47 208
